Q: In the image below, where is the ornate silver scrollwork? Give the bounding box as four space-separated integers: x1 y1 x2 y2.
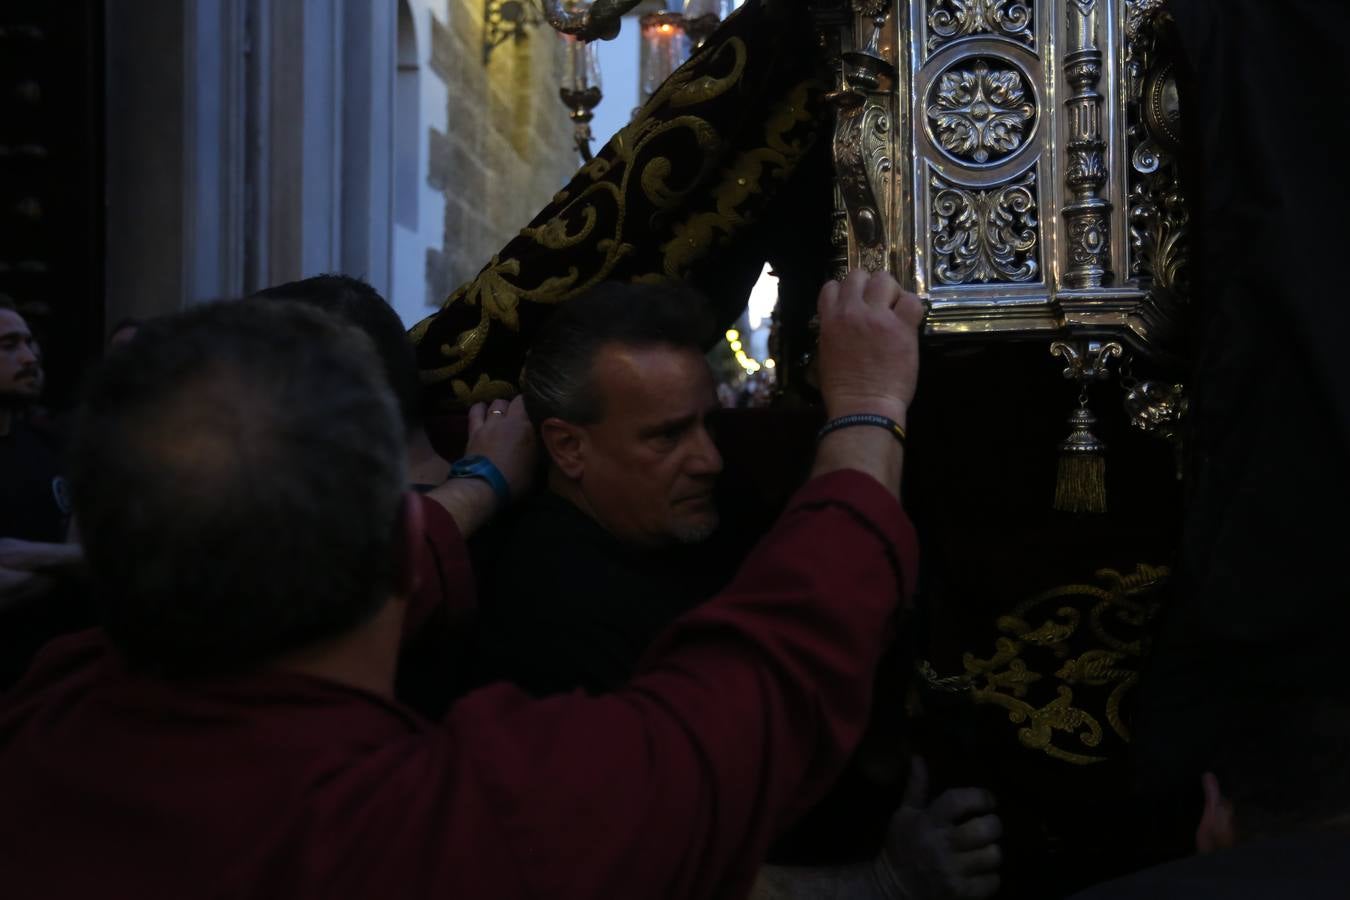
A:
834 96 894 273
926 59 1037 165
829 190 852 280
850 0 892 67
931 167 1040 284
818 0 1188 365
926 0 1036 53
1050 339 1123 381
1126 0 1189 308
1061 0 1112 288
1123 380 1187 442
1125 0 1168 41
821 0 897 276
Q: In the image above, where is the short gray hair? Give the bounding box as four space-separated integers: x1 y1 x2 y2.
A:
522 281 714 426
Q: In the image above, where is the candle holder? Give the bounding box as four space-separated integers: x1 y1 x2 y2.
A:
639 11 690 105
559 33 604 161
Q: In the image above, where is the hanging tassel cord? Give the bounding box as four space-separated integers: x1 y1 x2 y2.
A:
1054 389 1108 514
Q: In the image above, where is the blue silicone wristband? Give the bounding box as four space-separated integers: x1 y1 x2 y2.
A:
449 455 511 506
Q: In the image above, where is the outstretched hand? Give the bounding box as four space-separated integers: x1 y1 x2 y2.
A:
875 757 1002 900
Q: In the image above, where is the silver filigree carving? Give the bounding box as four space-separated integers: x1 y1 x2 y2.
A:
926 0 1035 54
930 167 1040 284
927 59 1036 165
1125 0 1168 41
850 0 892 71
862 105 895 271
835 98 893 272
829 190 851 281
817 0 897 280
1051 340 1122 381
1124 380 1187 442
1061 0 1112 288
1126 3 1189 304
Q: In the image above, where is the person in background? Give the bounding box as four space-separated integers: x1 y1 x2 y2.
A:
0 297 82 685
0 297 68 551
1072 696 1350 900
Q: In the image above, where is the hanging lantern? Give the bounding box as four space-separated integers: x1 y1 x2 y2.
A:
559 33 603 160
639 11 690 105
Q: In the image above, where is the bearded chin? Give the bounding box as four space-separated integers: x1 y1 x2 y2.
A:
671 512 719 546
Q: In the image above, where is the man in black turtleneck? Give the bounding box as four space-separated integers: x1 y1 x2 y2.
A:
471 281 734 697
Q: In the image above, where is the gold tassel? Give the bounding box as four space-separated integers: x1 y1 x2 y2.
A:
1054 404 1107 514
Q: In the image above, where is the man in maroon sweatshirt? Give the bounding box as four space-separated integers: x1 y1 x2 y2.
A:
0 269 923 900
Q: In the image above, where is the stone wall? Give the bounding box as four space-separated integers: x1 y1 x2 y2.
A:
423 0 576 307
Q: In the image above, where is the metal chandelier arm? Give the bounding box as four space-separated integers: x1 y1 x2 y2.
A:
541 0 645 42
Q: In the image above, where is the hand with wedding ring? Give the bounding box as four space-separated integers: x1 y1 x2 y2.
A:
427 396 538 536
465 396 538 500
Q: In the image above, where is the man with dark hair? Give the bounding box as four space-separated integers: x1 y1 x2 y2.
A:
1 298 92 685
68 301 412 671
252 275 422 432
475 277 1002 900
1071 696 1350 899
0 298 79 636
251 274 451 489
0 297 65 547
251 273 492 710
1 271 928 899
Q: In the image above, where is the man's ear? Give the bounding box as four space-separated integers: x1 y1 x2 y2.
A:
540 417 587 480
394 491 426 599
1195 771 1237 854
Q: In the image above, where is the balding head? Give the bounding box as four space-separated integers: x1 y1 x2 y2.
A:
70 300 407 675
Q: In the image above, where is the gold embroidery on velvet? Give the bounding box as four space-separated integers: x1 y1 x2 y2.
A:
411 21 815 393
521 204 599 250
648 37 748 113
416 107 723 383
451 373 518 405
941 564 1170 765
660 79 818 278
413 301 490 385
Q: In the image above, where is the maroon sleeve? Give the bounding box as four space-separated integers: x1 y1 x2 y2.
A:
444 469 917 900
401 494 476 640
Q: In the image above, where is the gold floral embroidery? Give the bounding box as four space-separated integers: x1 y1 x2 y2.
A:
933 564 1169 766
451 373 517 406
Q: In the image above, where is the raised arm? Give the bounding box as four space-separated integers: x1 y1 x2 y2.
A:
443 271 928 899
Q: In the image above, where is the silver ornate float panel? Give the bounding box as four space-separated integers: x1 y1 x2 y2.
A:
812 0 1188 362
